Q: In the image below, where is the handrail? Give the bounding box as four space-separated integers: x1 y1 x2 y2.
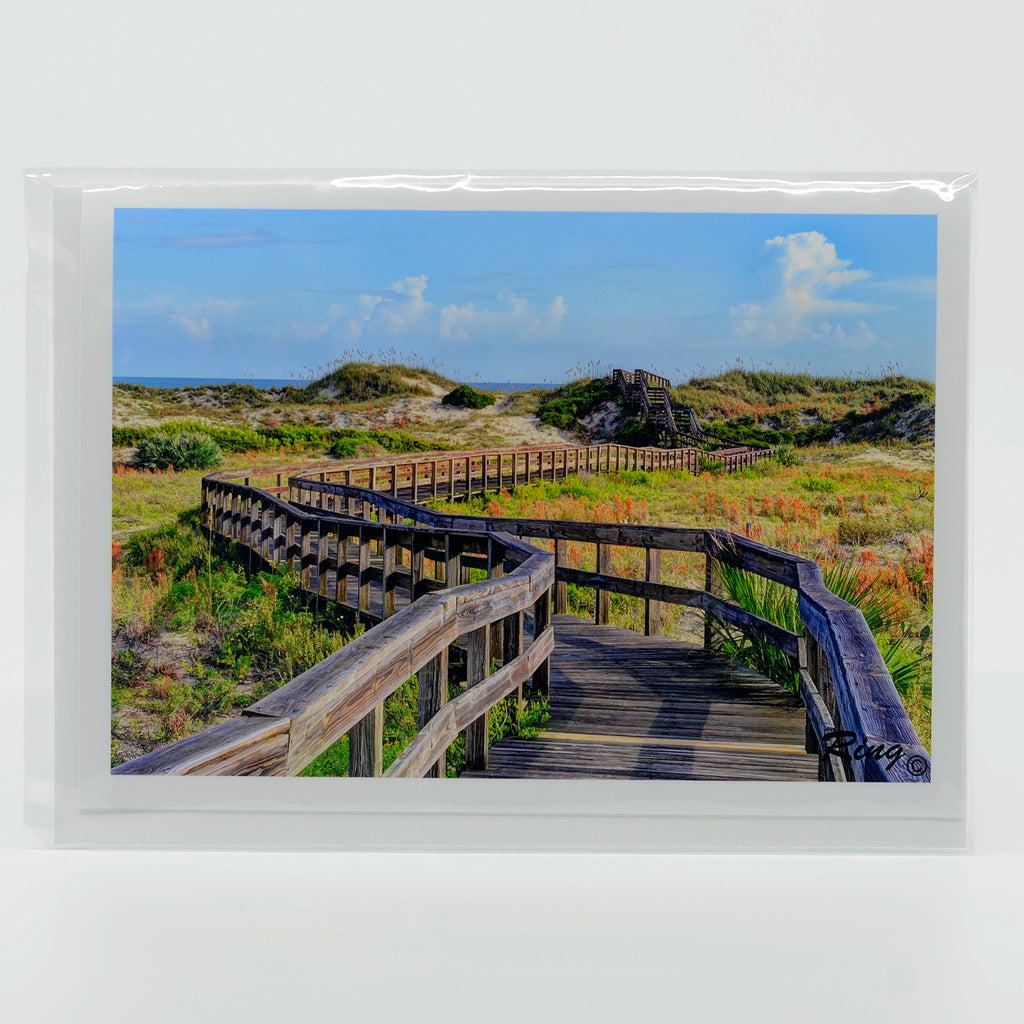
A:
291 471 931 783
114 440 929 782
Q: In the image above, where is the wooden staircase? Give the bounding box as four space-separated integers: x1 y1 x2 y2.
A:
613 368 710 447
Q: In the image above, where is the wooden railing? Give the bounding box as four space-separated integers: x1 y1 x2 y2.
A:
114 478 555 778
113 442 929 782
290 450 931 783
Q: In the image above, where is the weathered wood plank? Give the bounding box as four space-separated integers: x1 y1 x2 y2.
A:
349 703 383 777
386 627 554 778
464 625 491 771
556 567 706 609
113 715 290 776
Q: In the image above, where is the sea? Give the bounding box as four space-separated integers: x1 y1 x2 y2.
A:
114 376 552 392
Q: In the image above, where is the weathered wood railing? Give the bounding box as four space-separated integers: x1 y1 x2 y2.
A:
288 463 931 783
114 480 555 778
114 441 928 782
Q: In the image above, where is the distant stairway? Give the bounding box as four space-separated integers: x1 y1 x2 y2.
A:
613 368 721 448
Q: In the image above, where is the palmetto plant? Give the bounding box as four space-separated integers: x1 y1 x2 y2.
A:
709 556 924 695
130 432 223 472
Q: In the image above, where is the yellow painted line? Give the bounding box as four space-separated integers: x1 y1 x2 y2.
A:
540 730 807 756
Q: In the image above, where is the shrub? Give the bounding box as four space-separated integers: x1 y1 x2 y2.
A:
328 437 361 460
442 384 495 409
130 432 223 471
772 443 801 467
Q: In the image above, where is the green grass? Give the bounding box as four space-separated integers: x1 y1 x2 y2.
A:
111 518 362 766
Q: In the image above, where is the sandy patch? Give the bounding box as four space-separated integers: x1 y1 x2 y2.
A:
843 446 935 471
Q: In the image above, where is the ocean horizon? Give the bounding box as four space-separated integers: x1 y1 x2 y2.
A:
114 376 553 392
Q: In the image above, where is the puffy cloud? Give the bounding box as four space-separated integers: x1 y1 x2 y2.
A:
291 322 329 340
731 231 888 345
174 315 211 340
440 293 567 342
380 276 430 334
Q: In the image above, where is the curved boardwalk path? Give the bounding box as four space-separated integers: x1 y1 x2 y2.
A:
115 441 930 783
464 615 816 780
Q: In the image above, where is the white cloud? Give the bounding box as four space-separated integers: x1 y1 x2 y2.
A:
380 276 430 334
174 315 211 340
830 320 876 349
864 274 937 299
328 302 347 322
291 322 329 340
731 231 889 345
440 293 567 342
358 294 383 318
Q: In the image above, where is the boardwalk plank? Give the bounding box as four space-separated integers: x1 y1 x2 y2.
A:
469 615 817 781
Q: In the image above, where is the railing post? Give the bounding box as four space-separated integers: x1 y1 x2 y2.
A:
704 544 715 650
444 535 461 591
317 521 330 599
417 647 449 778
411 531 426 602
465 624 491 771
261 503 272 562
530 587 551 699
335 527 348 604
349 704 383 777
554 539 568 615
448 458 455 499
645 546 662 636
300 520 313 591
488 538 504 664
503 609 524 712
358 523 372 613
431 459 438 500
595 543 611 625
382 527 396 618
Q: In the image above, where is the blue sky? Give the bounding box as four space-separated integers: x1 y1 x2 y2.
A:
113 209 937 382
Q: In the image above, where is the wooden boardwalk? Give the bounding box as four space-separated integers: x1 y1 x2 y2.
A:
119 442 929 782
464 615 817 781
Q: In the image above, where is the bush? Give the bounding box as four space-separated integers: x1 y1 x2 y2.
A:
772 443 801 467
442 384 495 409
130 433 222 471
328 437 361 460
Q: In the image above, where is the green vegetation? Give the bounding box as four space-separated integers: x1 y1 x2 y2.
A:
669 368 935 447
441 383 495 409
110 513 362 766
115 420 450 457
130 432 223 471
298 361 453 403
536 376 618 431
709 557 926 695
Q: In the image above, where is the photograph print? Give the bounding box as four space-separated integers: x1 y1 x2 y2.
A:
110 207 936 782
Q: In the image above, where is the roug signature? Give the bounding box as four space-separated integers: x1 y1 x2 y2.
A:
822 730 930 777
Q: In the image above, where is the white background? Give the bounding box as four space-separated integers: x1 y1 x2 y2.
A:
2 2 1021 1020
